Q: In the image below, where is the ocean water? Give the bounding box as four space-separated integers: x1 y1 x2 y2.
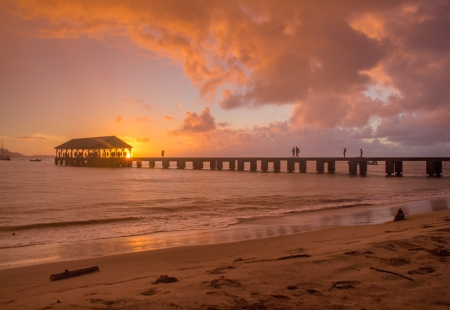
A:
1 159 450 268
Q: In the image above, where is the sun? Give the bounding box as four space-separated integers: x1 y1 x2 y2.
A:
126 153 131 158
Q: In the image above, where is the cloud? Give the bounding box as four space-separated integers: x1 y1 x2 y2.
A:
115 115 123 123
136 137 149 143
17 136 48 140
169 107 216 135
143 104 152 110
133 117 148 123
122 98 144 106
7 1 450 152
164 115 175 121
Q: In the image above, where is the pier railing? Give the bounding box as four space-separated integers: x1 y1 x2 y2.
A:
54 156 450 177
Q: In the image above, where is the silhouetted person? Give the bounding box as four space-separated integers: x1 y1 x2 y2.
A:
295 146 300 157
360 149 363 157
292 147 295 157
161 149 164 157
343 148 346 158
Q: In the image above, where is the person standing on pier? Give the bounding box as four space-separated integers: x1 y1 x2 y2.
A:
161 149 164 157
343 148 347 158
360 149 363 157
292 147 295 157
295 146 300 157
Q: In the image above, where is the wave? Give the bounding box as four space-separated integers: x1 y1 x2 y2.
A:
0 217 141 232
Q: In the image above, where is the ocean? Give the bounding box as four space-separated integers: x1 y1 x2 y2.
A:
1 159 450 269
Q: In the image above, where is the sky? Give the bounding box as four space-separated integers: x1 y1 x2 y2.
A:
1 0 450 157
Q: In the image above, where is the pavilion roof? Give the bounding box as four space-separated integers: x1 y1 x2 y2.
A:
55 136 133 149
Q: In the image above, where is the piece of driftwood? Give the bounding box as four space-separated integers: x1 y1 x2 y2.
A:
278 254 310 260
50 266 99 281
370 266 414 282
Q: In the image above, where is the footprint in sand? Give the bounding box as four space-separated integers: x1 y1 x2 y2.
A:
330 281 359 290
210 278 241 288
207 266 236 274
407 267 436 275
141 288 158 296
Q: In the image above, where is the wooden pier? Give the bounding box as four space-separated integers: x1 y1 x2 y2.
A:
54 136 449 177
54 155 449 177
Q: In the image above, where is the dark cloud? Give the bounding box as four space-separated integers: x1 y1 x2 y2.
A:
169 107 216 135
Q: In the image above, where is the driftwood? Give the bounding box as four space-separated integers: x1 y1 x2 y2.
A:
370 266 414 282
50 266 99 281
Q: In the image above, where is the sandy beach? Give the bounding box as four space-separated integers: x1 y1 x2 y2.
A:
1 210 450 309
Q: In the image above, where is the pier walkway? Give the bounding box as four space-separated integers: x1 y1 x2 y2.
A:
55 156 450 177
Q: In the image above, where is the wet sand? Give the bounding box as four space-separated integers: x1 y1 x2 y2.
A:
1 209 450 309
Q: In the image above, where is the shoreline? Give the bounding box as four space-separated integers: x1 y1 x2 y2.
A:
1 197 449 270
1 209 449 309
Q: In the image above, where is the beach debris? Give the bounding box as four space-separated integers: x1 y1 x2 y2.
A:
12 233 15 236
141 288 158 296
428 248 450 256
344 250 373 256
287 286 299 290
407 267 435 275
210 278 241 288
234 257 244 262
277 254 310 260
207 266 236 274
271 294 291 300
50 266 99 281
393 208 405 222
152 275 178 284
331 281 359 290
370 267 414 281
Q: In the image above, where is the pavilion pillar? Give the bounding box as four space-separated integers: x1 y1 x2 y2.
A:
316 160 324 173
163 159 170 169
426 160 442 177
238 159 245 171
273 160 281 172
177 160 186 169
193 160 202 169
210 160 216 170
385 160 394 176
299 160 307 172
137 160 142 168
229 160 235 170
394 161 403 177
359 161 367 175
261 159 268 172
287 159 295 173
250 160 257 171
327 161 335 173
349 160 357 175
216 160 223 170
149 160 155 168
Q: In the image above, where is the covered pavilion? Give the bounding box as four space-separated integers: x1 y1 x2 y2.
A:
54 136 133 167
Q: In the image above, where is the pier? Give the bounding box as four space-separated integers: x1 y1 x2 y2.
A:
129 157 448 177
54 136 449 177
54 155 449 177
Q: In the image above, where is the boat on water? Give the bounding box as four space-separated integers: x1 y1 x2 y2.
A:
30 159 42 162
0 140 11 161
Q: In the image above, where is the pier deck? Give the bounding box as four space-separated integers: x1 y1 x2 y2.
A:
55 156 450 177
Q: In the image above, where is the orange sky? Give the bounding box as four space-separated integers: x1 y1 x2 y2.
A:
1 0 450 156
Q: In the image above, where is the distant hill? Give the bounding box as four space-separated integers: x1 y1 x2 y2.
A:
0 148 24 158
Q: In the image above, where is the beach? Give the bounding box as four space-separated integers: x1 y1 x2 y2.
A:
1 209 449 309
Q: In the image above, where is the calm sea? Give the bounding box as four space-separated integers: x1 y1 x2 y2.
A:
1 159 450 268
